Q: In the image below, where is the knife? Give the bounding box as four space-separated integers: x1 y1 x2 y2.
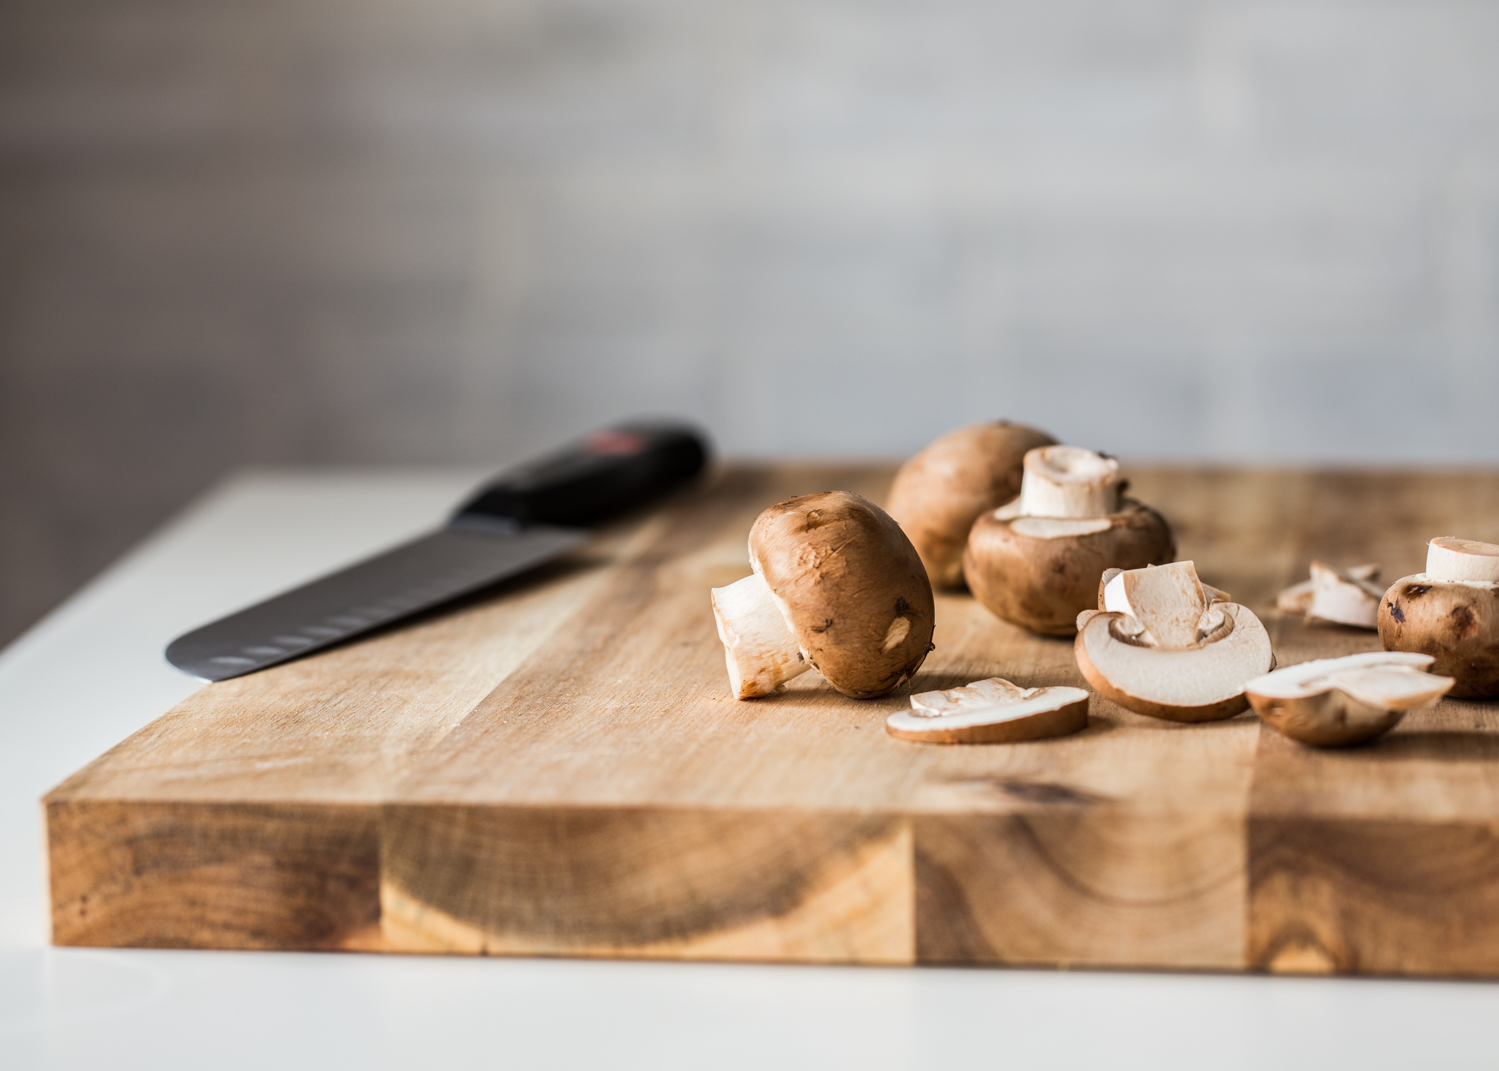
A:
166 420 709 681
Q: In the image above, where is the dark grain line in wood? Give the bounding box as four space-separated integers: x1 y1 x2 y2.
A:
382 804 903 948
48 801 381 950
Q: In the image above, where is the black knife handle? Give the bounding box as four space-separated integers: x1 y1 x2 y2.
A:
451 420 709 528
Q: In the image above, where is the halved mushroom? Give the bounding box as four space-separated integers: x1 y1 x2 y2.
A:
885 421 1056 588
964 445 1175 635
710 491 935 700
1074 561 1274 722
1379 537 1499 698
1245 652 1453 747
1276 562 1379 617
885 677 1089 743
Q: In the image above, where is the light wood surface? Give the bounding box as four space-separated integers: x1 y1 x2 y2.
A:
44 465 1499 975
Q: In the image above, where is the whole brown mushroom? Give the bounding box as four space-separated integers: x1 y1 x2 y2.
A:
964 445 1175 636
711 491 935 700
884 421 1056 588
1379 537 1499 698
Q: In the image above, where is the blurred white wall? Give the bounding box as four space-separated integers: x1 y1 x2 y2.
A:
3 0 1499 636
6 0 1499 466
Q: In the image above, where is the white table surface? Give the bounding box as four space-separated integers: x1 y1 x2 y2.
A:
4 469 1499 1070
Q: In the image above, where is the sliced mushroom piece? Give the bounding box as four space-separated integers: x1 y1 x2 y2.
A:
1074 561 1274 723
908 675 1034 714
710 573 811 698
1246 652 1453 747
886 677 1090 743
964 445 1175 637
1379 537 1499 698
1303 561 1384 629
884 421 1056 588
711 491 935 701
1277 563 1373 614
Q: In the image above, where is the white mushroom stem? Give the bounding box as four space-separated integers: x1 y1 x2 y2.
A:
1102 560 1210 649
711 573 810 698
1017 446 1121 519
1305 561 1382 629
1427 537 1499 583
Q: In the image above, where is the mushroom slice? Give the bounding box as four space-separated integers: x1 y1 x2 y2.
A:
1304 561 1384 629
1276 562 1380 616
1245 652 1453 747
887 678 1089 744
1427 537 1499 583
1075 561 1274 722
909 676 1034 715
710 573 811 698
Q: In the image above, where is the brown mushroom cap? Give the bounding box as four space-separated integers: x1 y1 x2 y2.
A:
1378 577 1499 698
963 499 1175 636
884 421 1056 589
749 491 935 699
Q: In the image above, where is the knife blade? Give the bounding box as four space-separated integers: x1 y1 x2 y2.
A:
166 420 709 681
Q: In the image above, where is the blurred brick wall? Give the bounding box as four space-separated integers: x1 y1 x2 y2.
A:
3 0 1498 644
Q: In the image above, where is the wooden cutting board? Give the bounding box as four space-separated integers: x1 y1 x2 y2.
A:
44 465 1499 976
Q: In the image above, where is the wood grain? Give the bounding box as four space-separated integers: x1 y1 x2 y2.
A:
45 508 669 948
43 465 1499 975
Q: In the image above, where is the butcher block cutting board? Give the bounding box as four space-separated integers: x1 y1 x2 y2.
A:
44 465 1499 976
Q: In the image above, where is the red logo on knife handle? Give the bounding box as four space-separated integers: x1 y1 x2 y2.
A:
585 430 647 456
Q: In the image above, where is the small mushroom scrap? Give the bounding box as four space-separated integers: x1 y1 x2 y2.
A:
1379 536 1499 698
1074 560 1274 722
711 491 935 700
964 445 1175 635
885 421 1057 589
885 677 1089 744
1275 562 1382 629
1245 652 1453 747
